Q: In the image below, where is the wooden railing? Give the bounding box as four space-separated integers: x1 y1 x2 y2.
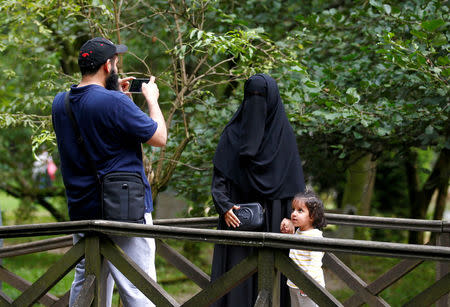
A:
0 214 448 307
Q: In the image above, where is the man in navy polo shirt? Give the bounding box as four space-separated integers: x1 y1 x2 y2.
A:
52 37 166 306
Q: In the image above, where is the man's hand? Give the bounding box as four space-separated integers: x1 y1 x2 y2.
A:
143 76 167 147
142 76 159 104
224 205 241 228
119 77 134 98
281 218 295 234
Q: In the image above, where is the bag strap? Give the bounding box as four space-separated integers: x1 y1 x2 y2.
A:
64 92 101 184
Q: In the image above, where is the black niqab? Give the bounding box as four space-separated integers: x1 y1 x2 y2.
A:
213 73 305 199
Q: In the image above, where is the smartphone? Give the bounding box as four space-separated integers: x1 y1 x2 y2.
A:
129 78 150 93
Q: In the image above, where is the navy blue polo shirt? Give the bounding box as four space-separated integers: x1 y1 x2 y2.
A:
52 84 157 221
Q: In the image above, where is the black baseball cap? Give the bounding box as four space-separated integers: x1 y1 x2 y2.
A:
78 37 128 68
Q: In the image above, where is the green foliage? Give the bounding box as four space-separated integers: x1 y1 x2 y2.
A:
287 0 448 158
0 0 448 219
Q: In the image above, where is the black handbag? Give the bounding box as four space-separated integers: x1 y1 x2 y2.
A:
226 202 265 231
64 92 146 223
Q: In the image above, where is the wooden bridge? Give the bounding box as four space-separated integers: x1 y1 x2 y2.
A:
0 213 448 306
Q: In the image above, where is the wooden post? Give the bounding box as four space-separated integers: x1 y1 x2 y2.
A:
436 232 449 307
84 235 102 307
257 248 275 307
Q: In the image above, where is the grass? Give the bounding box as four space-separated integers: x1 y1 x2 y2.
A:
0 192 20 210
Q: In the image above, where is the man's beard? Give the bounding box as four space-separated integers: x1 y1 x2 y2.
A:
105 68 119 91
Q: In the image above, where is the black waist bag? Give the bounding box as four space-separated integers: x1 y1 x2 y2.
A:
102 172 146 224
227 202 265 231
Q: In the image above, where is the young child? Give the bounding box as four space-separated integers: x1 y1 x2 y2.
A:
280 190 327 307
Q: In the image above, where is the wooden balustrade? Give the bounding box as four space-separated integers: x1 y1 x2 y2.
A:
0 214 448 307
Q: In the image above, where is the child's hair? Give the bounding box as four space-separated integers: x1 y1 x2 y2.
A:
293 189 327 230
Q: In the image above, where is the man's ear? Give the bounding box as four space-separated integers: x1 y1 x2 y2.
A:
104 59 111 74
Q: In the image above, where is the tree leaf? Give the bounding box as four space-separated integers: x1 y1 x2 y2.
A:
432 33 447 47
353 131 363 139
410 29 427 40
421 19 444 32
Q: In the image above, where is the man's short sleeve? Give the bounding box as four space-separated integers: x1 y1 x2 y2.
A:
113 96 158 143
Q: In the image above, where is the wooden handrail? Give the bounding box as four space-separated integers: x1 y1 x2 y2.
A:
0 216 448 306
0 220 449 261
153 214 450 232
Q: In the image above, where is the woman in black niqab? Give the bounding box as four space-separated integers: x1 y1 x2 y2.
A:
211 74 305 307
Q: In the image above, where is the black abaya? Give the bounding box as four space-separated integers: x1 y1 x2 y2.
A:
210 74 305 307
210 168 292 307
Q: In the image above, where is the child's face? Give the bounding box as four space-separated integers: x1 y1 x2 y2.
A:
291 199 314 231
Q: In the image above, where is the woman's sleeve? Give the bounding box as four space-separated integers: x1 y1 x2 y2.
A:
211 168 235 216
239 76 267 158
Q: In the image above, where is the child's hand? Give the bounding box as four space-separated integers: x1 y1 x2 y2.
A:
280 218 295 234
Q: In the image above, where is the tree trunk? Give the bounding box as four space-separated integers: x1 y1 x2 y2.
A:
405 149 425 244
37 197 67 222
1 184 67 222
433 182 448 221
341 153 377 241
341 153 377 216
405 148 450 244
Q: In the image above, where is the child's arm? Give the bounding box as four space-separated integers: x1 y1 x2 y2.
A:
280 218 295 234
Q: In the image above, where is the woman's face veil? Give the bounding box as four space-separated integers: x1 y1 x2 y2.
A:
213 73 305 199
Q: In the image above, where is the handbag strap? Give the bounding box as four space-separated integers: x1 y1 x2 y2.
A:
64 92 101 184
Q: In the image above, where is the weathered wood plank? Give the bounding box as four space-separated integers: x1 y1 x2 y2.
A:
0 236 72 258
156 239 210 289
182 254 258 307
72 275 95 307
0 221 92 239
323 253 389 306
93 221 450 261
100 237 179 307
436 233 449 307
258 249 274 306
11 238 85 307
1 220 449 261
84 236 101 307
0 266 58 306
154 217 217 228
403 272 450 306
345 239 437 306
154 215 448 233
254 290 270 307
50 290 70 307
0 290 12 305
325 214 445 232
344 258 423 306
0 216 447 240
274 250 342 307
